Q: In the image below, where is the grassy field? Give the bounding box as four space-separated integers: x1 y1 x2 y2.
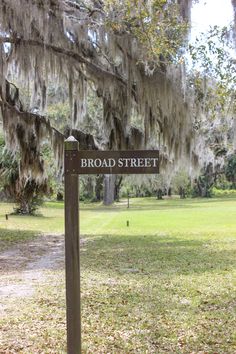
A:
0 197 236 353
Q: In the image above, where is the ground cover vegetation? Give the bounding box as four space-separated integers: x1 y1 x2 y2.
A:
0 197 236 352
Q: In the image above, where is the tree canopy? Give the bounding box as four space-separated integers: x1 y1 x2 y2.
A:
0 0 235 207
0 1 198 177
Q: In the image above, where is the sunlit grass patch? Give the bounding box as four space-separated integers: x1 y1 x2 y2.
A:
0 228 37 251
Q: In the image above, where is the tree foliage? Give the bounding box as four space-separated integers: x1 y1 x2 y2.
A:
0 135 53 214
188 25 236 117
225 153 236 188
0 1 236 207
105 0 189 67
0 0 197 186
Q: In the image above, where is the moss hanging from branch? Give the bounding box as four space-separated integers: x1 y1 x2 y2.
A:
0 0 202 183
0 78 64 182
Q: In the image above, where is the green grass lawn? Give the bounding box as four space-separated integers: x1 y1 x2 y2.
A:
0 197 236 352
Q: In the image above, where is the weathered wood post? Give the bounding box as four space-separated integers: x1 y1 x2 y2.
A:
63 147 159 352
64 136 81 354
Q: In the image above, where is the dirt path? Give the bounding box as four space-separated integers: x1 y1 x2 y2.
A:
0 234 65 316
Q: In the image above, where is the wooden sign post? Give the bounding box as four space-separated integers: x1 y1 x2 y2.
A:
64 137 81 354
64 136 159 354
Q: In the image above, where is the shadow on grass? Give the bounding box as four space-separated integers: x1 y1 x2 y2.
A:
0 231 64 274
80 202 201 212
80 197 236 212
2 228 235 278
0 228 38 251
80 234 236 276
10 214 56 219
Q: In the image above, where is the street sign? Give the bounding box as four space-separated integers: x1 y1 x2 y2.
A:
64 136 160 354
65 150 159 175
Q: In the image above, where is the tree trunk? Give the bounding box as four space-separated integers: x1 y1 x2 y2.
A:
179 187 186 199
114 176 123 202
84 177 94 200
57 191 64 201
103 175 116 205
135 187 141 197
95 175 104 201
157 189 163 200
197 180 209 197
18 199 31 214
